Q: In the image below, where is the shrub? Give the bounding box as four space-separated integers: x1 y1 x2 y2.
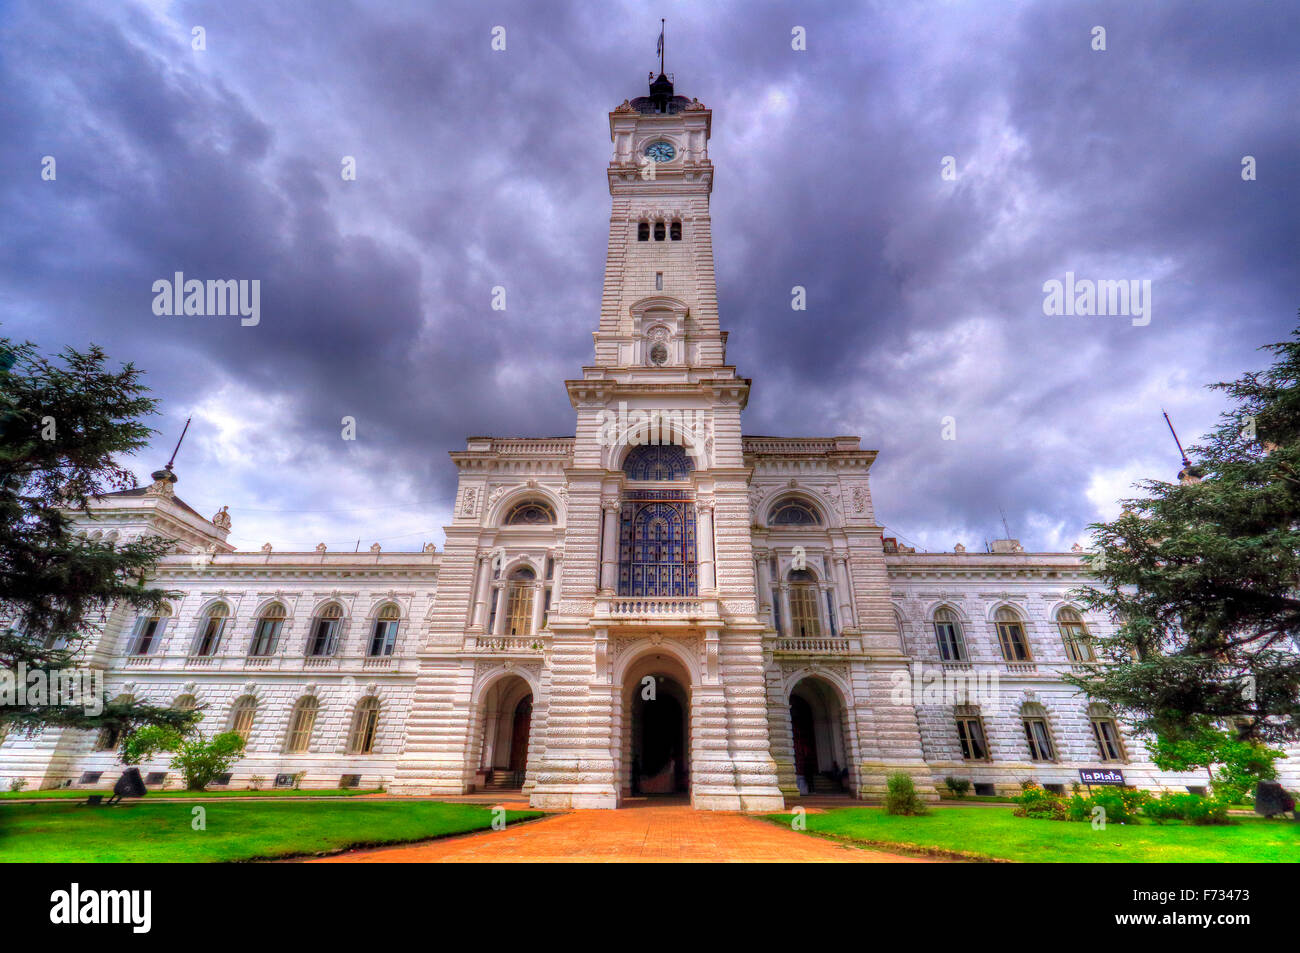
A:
1013 780 1067 820
1066 793 1091 822
1138 791 1232 826
943 776 970 798
884 772 929 815
1090 789 1137 824
8 778 28 793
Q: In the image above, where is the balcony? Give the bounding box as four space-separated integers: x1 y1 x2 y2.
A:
471 635 546 653
1005 661 1039 674
591 596 723 626
774 637 855 656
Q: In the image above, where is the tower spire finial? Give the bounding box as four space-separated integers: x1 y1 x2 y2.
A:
164 416 192 473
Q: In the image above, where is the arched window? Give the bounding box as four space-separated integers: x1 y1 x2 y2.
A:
285 696 319 754
307 603 343 657
1089 703 1125 762
954 704 990 761
994 607 1032 661
228 696 257 741
172 694 197 712
504 500 555 525
622 443 693 480
95 694 133 751
249 603 285 657
368 604 400 657
637 221 649 241
1021 702 1056 762
653 221 665 241
191 603 228 657
933 607 967 662
670 220 682 241
1057 607 1095 662
348 697 381 754
505 568 536 636
769 498 822 526
127 606 171 655
788 569 822 638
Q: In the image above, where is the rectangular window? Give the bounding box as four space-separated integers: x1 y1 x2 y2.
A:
655 272 663 291
1061 623 1095 662
790 586 822 638
308 618 340 657
934 621 965 661
130 617 166 655
249 618 281 656
368 620 398 656
507 584 534 636
193 618 224 657
825 590 837 638
541 588 552 629
669 221 682 241
956 715 989 761
637 222 649 241
771 589 782 636
653 222 665 241
1024 718 1055 761
1092 718 1124 762
997 622 1031 661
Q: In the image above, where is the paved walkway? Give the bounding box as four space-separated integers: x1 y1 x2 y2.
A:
310 800 936 863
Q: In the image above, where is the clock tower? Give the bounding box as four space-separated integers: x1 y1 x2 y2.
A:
521 71 785 811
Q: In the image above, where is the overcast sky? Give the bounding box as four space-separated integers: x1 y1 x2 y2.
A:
2 0 1296 553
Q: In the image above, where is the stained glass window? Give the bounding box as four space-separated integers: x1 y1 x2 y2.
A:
505 500 555 525
769 498 822 525
622 444 693 481
617 495 697 597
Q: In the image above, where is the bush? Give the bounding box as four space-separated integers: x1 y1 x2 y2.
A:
943 776 971 798
1141 791 1231 825
884 773 928 815
8 778 28 793
1013 780 1067 820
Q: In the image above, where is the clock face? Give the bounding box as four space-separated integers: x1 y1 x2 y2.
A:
644 140 676 162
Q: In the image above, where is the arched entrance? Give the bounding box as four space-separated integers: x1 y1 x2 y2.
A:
619 653 693 799
475 674 534 791
788 677 850 795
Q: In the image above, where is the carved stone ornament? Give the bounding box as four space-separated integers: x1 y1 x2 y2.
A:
261 542 273 554
211 505 232 530
315 543 327 554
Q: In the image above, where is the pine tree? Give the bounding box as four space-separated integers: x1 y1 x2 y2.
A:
1070 317 1300 744
0 337 196 739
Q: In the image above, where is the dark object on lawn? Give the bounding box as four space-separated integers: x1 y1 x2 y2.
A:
1254 780 1296 818
85 794 105 806
106 768 148 805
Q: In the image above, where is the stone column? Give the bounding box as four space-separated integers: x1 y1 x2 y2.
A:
756 550 774 630
530 581 545 635
779 584 793 639
833 552 854 631
599 501 619 591
472 555 491 629
697 500 716 592
492 585 508 636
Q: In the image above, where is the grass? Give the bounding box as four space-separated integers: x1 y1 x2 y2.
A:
765 806 1300 862
0 800 542 862
0 787 382 800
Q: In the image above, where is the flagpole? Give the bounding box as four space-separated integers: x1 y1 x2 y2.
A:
659 18 665 74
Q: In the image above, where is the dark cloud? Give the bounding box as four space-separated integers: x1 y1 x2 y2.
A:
1 0 1295 551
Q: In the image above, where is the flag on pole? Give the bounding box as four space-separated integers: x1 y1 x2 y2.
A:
657 25 664 61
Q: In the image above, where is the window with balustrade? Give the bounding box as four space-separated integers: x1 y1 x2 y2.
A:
249 603 285 657
228 696 257 742
788 569 822 638
933 606 967 661
1057 607 1095 662
127 607 171 655
307 603 343 657
191 603 228 657
285 696 319 754
994 606 1032 662
348 697 381 754
505 568 535 635
368 604 400 656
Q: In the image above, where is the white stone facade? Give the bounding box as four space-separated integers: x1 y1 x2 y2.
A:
5 73 1295 803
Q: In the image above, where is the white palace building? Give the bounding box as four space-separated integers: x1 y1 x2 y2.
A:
7 70 1288 807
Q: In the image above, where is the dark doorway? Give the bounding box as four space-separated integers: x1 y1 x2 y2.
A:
631 676 688 795
791 693 817 785
509 697 532 772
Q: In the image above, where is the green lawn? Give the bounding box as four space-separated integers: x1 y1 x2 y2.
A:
0 787 382 800
0 800 542 862
765 806 1300 862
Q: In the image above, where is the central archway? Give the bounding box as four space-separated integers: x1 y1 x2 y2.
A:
473 674 534 791
788 676 851 795
617 651 694 800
